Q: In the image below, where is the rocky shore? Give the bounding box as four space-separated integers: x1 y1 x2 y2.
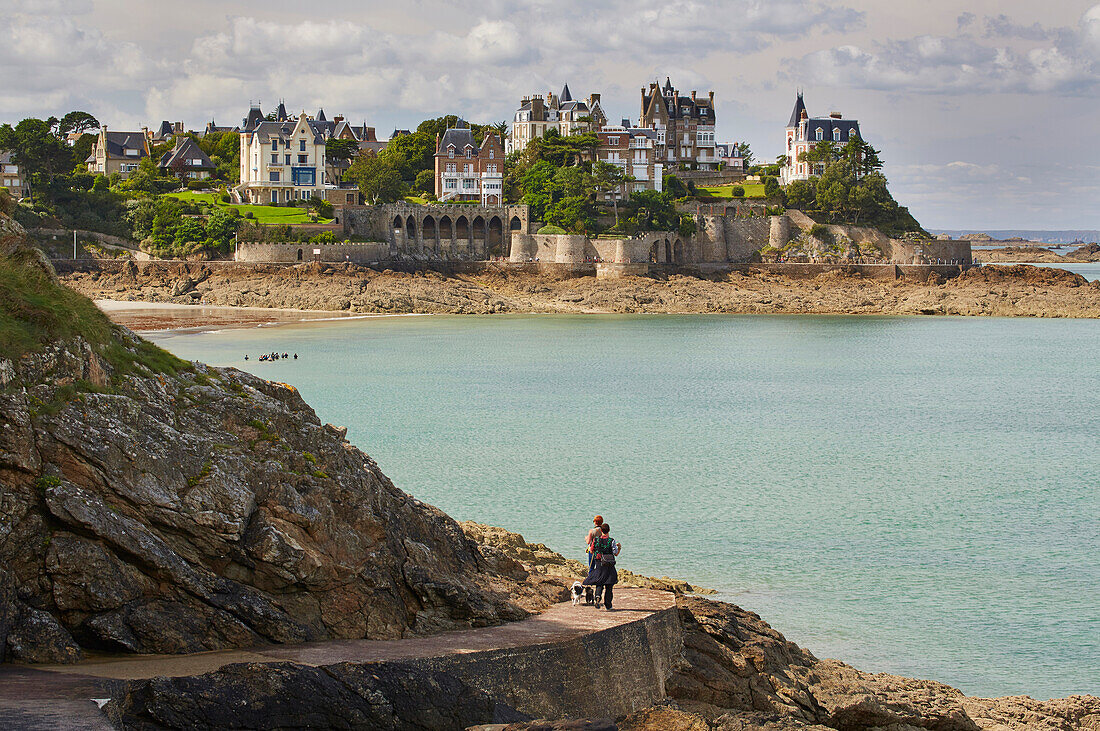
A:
2 215 1097 729
974 244 1100 264
61 259 1100 318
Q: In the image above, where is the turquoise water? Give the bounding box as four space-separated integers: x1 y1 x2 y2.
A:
150 314 1100 700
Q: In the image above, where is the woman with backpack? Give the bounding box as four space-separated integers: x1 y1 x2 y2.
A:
583 523 620 610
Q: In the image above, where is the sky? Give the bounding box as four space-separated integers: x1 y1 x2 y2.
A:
0 0 1097 229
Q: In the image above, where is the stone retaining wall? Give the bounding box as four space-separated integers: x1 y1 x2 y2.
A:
399 602 683 719
233 241 387 263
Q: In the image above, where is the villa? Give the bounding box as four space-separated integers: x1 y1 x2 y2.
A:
434 122 504 204
238 111 327 204
780 92 861 183
85 126 151 179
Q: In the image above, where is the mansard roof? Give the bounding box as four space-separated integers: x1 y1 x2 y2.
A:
438 125 476 153
155 120 174 139
316 108 327 122
560 84 572 102
803 117 860 140
787 93 807 128
157 136 214 170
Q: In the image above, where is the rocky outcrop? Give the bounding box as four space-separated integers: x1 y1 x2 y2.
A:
461 522 714 594
0 324 554 662
61 259 1100 319
104 660 511 730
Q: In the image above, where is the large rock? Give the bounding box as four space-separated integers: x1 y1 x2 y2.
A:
0 327 549 660
104 660 504 730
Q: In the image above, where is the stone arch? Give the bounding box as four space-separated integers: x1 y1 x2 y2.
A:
455 215 469 239
673 239 684 265
664 239 672 263
406 215 417 241
297 248 303 261
393 215 404 234
649 242 659 263
422 215 438 253
509 216 522 231
439 215 453 240
472 215 486 239
487 216 505 259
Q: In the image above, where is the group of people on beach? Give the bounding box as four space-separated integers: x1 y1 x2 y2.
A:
244 352 297 362
583 515 620 610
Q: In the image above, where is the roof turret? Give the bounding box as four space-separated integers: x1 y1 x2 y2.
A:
787 92 807 128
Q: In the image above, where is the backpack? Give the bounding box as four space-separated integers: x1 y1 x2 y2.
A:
596 536 617 565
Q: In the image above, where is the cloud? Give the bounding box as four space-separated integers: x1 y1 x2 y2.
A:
789 5 1099 95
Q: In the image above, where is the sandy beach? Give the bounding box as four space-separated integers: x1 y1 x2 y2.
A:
95 299 363 332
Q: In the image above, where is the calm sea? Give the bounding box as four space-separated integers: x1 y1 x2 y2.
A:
150 314 1100 700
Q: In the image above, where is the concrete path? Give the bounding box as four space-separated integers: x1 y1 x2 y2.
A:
0 589 673 729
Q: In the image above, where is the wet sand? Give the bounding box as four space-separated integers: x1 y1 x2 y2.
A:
95 300 360 333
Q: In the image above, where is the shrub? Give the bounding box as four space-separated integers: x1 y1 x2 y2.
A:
763 177 780 198
537 224 567 234
91 175 109 192
731 185 745 198
809 223 834 244
186 178 209 191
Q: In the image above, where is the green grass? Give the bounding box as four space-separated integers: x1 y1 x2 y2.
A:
1 248 191 379
404 195 429 205
696 183 767 199
166 191 332 225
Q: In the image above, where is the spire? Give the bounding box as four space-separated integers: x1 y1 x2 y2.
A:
316 108 327 122
787 91 806 128
560 83 572 102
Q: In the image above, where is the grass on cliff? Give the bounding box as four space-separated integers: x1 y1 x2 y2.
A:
0 251 190 378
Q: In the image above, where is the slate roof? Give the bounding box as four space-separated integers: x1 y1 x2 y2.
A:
101 131 148 159
803 117 860 143
438 125 476 153
316 108 327 122
248 119 326 145
243 106 264 131
155 120 174 140
158 137 214 170
275 102 289 121
787 93 807 127
0 150 15 165
560 84 572 102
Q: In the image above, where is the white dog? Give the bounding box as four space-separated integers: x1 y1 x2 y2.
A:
571 581 595 606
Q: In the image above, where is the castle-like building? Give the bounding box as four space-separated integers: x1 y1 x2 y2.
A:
507 85 606 154
780 92 861 184
434 122 504 205
238 107 328 204
638 78 718 170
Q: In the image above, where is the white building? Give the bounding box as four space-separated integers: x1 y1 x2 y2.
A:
238 112 327 204
780 92 862 184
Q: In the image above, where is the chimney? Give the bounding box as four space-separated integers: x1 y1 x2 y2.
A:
800 110 808 121
590 93 600 104
830 112 842 119
691 91 697 102
708 91 714 103
334 115 345 124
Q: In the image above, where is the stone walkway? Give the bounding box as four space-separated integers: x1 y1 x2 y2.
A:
0 589 673 730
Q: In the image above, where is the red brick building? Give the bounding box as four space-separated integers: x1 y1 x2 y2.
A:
434 123 504 204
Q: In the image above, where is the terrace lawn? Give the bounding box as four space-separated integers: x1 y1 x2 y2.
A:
696 183 767 199
165 191 332 224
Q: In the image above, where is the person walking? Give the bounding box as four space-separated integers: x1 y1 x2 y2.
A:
585 516 603 573
583 523 619 610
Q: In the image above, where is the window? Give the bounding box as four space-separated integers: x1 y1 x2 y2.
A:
272 141 278 151
120 163 138 173
487 164 497 173
608 136 619 146
271 190 278 204
448 147 454 158
270 171 280 182
271 154 278 164
815 128 823 141
489 149 494 159
464 164 472 174
446 163 456 173
465 148 472 158
292 167 316 186
284 155 291 165
283 139 290 149
298 154 307 164
849 129 858 139
445 180 456 189
833 128 840 142
299 139 306 151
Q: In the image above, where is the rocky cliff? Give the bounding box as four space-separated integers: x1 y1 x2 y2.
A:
0 220 563 664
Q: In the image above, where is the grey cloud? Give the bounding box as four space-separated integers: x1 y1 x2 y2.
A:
983 14 1051 41
789 5 1099 96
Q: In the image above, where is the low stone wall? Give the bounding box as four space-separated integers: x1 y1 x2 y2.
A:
400 601 683 718
674 170 745 185
597 262 650 279
234 241 387 263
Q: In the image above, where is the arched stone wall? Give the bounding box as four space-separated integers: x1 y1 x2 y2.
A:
341 203 531 261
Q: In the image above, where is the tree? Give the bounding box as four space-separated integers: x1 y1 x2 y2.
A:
763 177 780 199
591 161 629 227
325 138 359 165
0 118 73 196
520 161 556 221
662 174 688 199
731 184 745 198
621 189 679 234
414 169 435 196
785 179 816 210
346 152 404 204
58 111 99 137
380 131 435 182
734 142 753 166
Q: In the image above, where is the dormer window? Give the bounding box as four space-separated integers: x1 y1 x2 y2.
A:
272 140 278 151
448 147 454 158
833 128 841 142
815 128 823 141
465 148 472 159
489 149 494 159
